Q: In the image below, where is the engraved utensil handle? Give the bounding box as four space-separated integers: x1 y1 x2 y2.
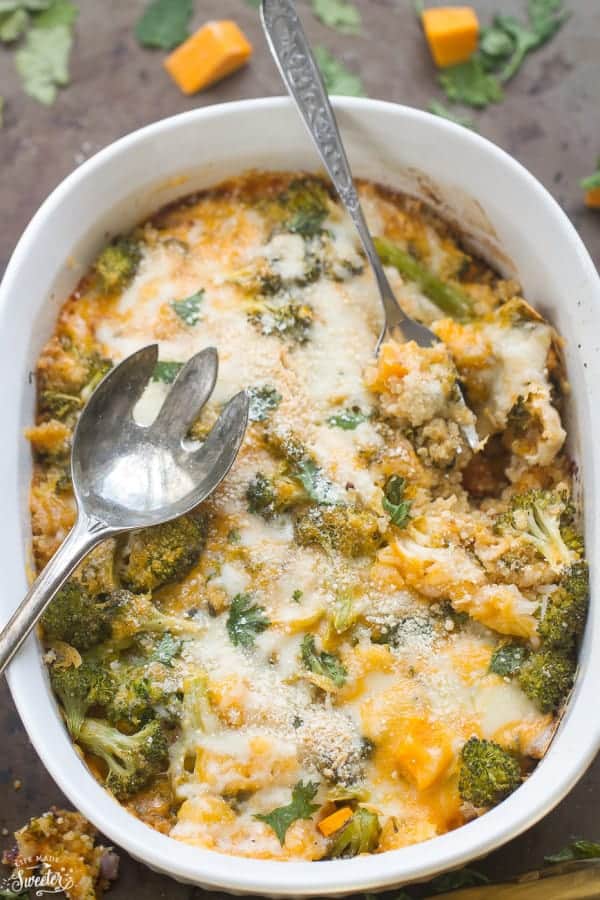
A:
0 512 109 675
260 0 408 330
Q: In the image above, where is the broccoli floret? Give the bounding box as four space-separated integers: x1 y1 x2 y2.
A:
73 540 118 597
327 807 381 858
108 590 204 645
496 490 579 572
538 562 589 652
77 717 167 799
118 513 208 592
39 391 83 421
458 737 521 808
50 660 113 739
248 300 314 343
94 238 141 294
41 582 114 650
42 583 202 652
246 471 308 518
518 649 575 713
295 505 382 558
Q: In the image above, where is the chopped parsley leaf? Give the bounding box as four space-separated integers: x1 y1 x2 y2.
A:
327 407 367 430
301 634 347 687
171 289 204 326
255 780 320 845
227 593 270 649
152 361 183 383
382 475 411 528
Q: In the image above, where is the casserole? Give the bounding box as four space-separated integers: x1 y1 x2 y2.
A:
0 97 599 894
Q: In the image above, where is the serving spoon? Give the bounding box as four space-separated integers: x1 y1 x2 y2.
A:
0 344 248 675
261 0 479 450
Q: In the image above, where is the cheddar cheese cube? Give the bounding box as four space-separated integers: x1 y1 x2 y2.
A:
164 20 253 95
421 6 479 69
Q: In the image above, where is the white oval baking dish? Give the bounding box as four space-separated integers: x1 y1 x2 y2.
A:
0 97 598 896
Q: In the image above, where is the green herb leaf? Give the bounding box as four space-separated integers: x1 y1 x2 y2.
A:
545 840 600 864
301 634 347 687
439 58 503 108
428 100 475 130
482 2 568 85
135 0 192 50
480 25 515 61
35 0 77 27
0 7 28 41
292 589 303 603
295 458 341 505
255 780 320 845
152 360 183 383
327 407 367 430
171 289 204 326
428 867 489 894
311 0 361 35
314 45 365 97
15 22 72 105
581 157 600 191
247 384 282 422
0 0 51 10
227 593 270 649
489 642 528 676
151 633 183 667
382 475 411 528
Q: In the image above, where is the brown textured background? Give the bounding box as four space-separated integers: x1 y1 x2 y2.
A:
1 0 599 895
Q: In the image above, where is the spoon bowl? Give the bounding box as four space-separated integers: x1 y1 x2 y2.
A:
0 344 249 673
73 344 248 526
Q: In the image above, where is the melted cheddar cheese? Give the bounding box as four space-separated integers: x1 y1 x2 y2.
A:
30 172 584 861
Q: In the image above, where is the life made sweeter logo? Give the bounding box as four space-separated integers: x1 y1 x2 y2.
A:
0 854 74 896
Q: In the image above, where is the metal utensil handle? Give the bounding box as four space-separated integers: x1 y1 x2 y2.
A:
0 513 108 675
260 0 408 328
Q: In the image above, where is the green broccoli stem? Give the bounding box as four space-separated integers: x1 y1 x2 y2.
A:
373 236 474 321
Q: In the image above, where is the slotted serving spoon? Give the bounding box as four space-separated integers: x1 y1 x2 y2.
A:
0 345 248 674
261 0 478 450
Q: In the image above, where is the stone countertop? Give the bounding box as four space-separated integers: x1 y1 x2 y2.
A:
1 0 599 896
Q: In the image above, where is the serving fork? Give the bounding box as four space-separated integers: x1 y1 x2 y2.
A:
0 345 248 675
261 0 479 450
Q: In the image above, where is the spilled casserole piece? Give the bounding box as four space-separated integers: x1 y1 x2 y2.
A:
28 171 587 860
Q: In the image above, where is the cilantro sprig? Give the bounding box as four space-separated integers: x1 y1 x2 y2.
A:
152 361 183 384
9 0 78 107
327 407 368 430
227 593 270 649
171 289 204 326
135 0 192 50
382 475 411 528
255 780 320 845
581 157 600 193
489 642 528 677
435 0 568 111
311 0 361 36
314 46 365 97
301 634 347 687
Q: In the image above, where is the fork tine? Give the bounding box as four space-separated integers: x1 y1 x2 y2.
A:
188 390 249 477
151 347 219 436
77 343 159 427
